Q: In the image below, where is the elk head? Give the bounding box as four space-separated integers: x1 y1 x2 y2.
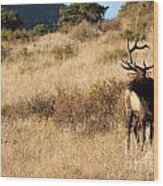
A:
121 37 154 79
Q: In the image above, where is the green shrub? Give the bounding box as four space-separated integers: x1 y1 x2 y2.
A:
1 24 48 43
1 29 12 41
12 29 30 40
1 28 30 42
30 24 48 37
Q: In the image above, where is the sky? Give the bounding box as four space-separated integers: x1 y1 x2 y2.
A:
65 1 125 20
99 2 125 19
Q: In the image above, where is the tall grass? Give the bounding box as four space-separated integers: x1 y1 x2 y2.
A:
2 29 154 180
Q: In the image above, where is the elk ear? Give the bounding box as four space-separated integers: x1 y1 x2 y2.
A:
127 72 137 79
146 71 153 78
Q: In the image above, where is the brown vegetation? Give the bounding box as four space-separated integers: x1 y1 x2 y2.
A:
2 11 154 179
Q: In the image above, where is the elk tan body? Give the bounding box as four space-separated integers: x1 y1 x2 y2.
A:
125 89 142 114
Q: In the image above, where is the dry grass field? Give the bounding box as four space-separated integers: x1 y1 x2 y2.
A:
1 28 154 180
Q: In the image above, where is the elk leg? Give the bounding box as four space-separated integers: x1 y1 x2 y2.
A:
134 119 139 143
127 112 133 150
142 119 146 151
134 118 141 144
150 121 154 145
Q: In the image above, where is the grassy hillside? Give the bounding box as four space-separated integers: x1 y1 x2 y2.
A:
117 2 154 39
1 2 154 180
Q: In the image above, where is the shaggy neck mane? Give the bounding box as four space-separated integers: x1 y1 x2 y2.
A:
128 76 154 114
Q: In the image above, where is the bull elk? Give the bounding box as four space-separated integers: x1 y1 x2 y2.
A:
121 37 154 150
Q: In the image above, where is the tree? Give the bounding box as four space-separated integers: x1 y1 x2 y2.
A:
117 2 154 40
58 3 109 27
1 8 23 31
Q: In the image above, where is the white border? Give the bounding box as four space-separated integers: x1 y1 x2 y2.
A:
1 0 163 185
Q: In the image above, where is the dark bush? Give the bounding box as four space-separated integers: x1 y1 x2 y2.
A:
1 8 23 31
2 24 48 43
30 24 48 37
2 79 126 135
1 29 30 42
53 79 126 134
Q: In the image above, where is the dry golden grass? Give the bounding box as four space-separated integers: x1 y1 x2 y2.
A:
2 32 126 105
1 30 154 180
2 116 153 180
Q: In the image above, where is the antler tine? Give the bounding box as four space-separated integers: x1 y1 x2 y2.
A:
129 37 150 53
133 61 144 71
143 60 154 70
121 58 137 72
127 38 133 64
145 65 154 70
143 60 146 68
130 36 138 52
121 63 131 70
121 38 152 74
133 60 154 72
127 38 130 51
121 63 135 71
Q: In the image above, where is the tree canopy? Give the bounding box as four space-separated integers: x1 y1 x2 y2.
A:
58 3 109 27
117 2 154 40
1 8 23 31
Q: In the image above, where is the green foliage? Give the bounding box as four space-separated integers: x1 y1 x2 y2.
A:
1 24 48 43
118 2 154 40
12 29 29 40
58 3 109 32
1 28 30 42
30 24 48 36
1 8 23 31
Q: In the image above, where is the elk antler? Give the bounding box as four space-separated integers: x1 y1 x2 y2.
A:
121 37 153 74
127 37 150 64
121 58 138 72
